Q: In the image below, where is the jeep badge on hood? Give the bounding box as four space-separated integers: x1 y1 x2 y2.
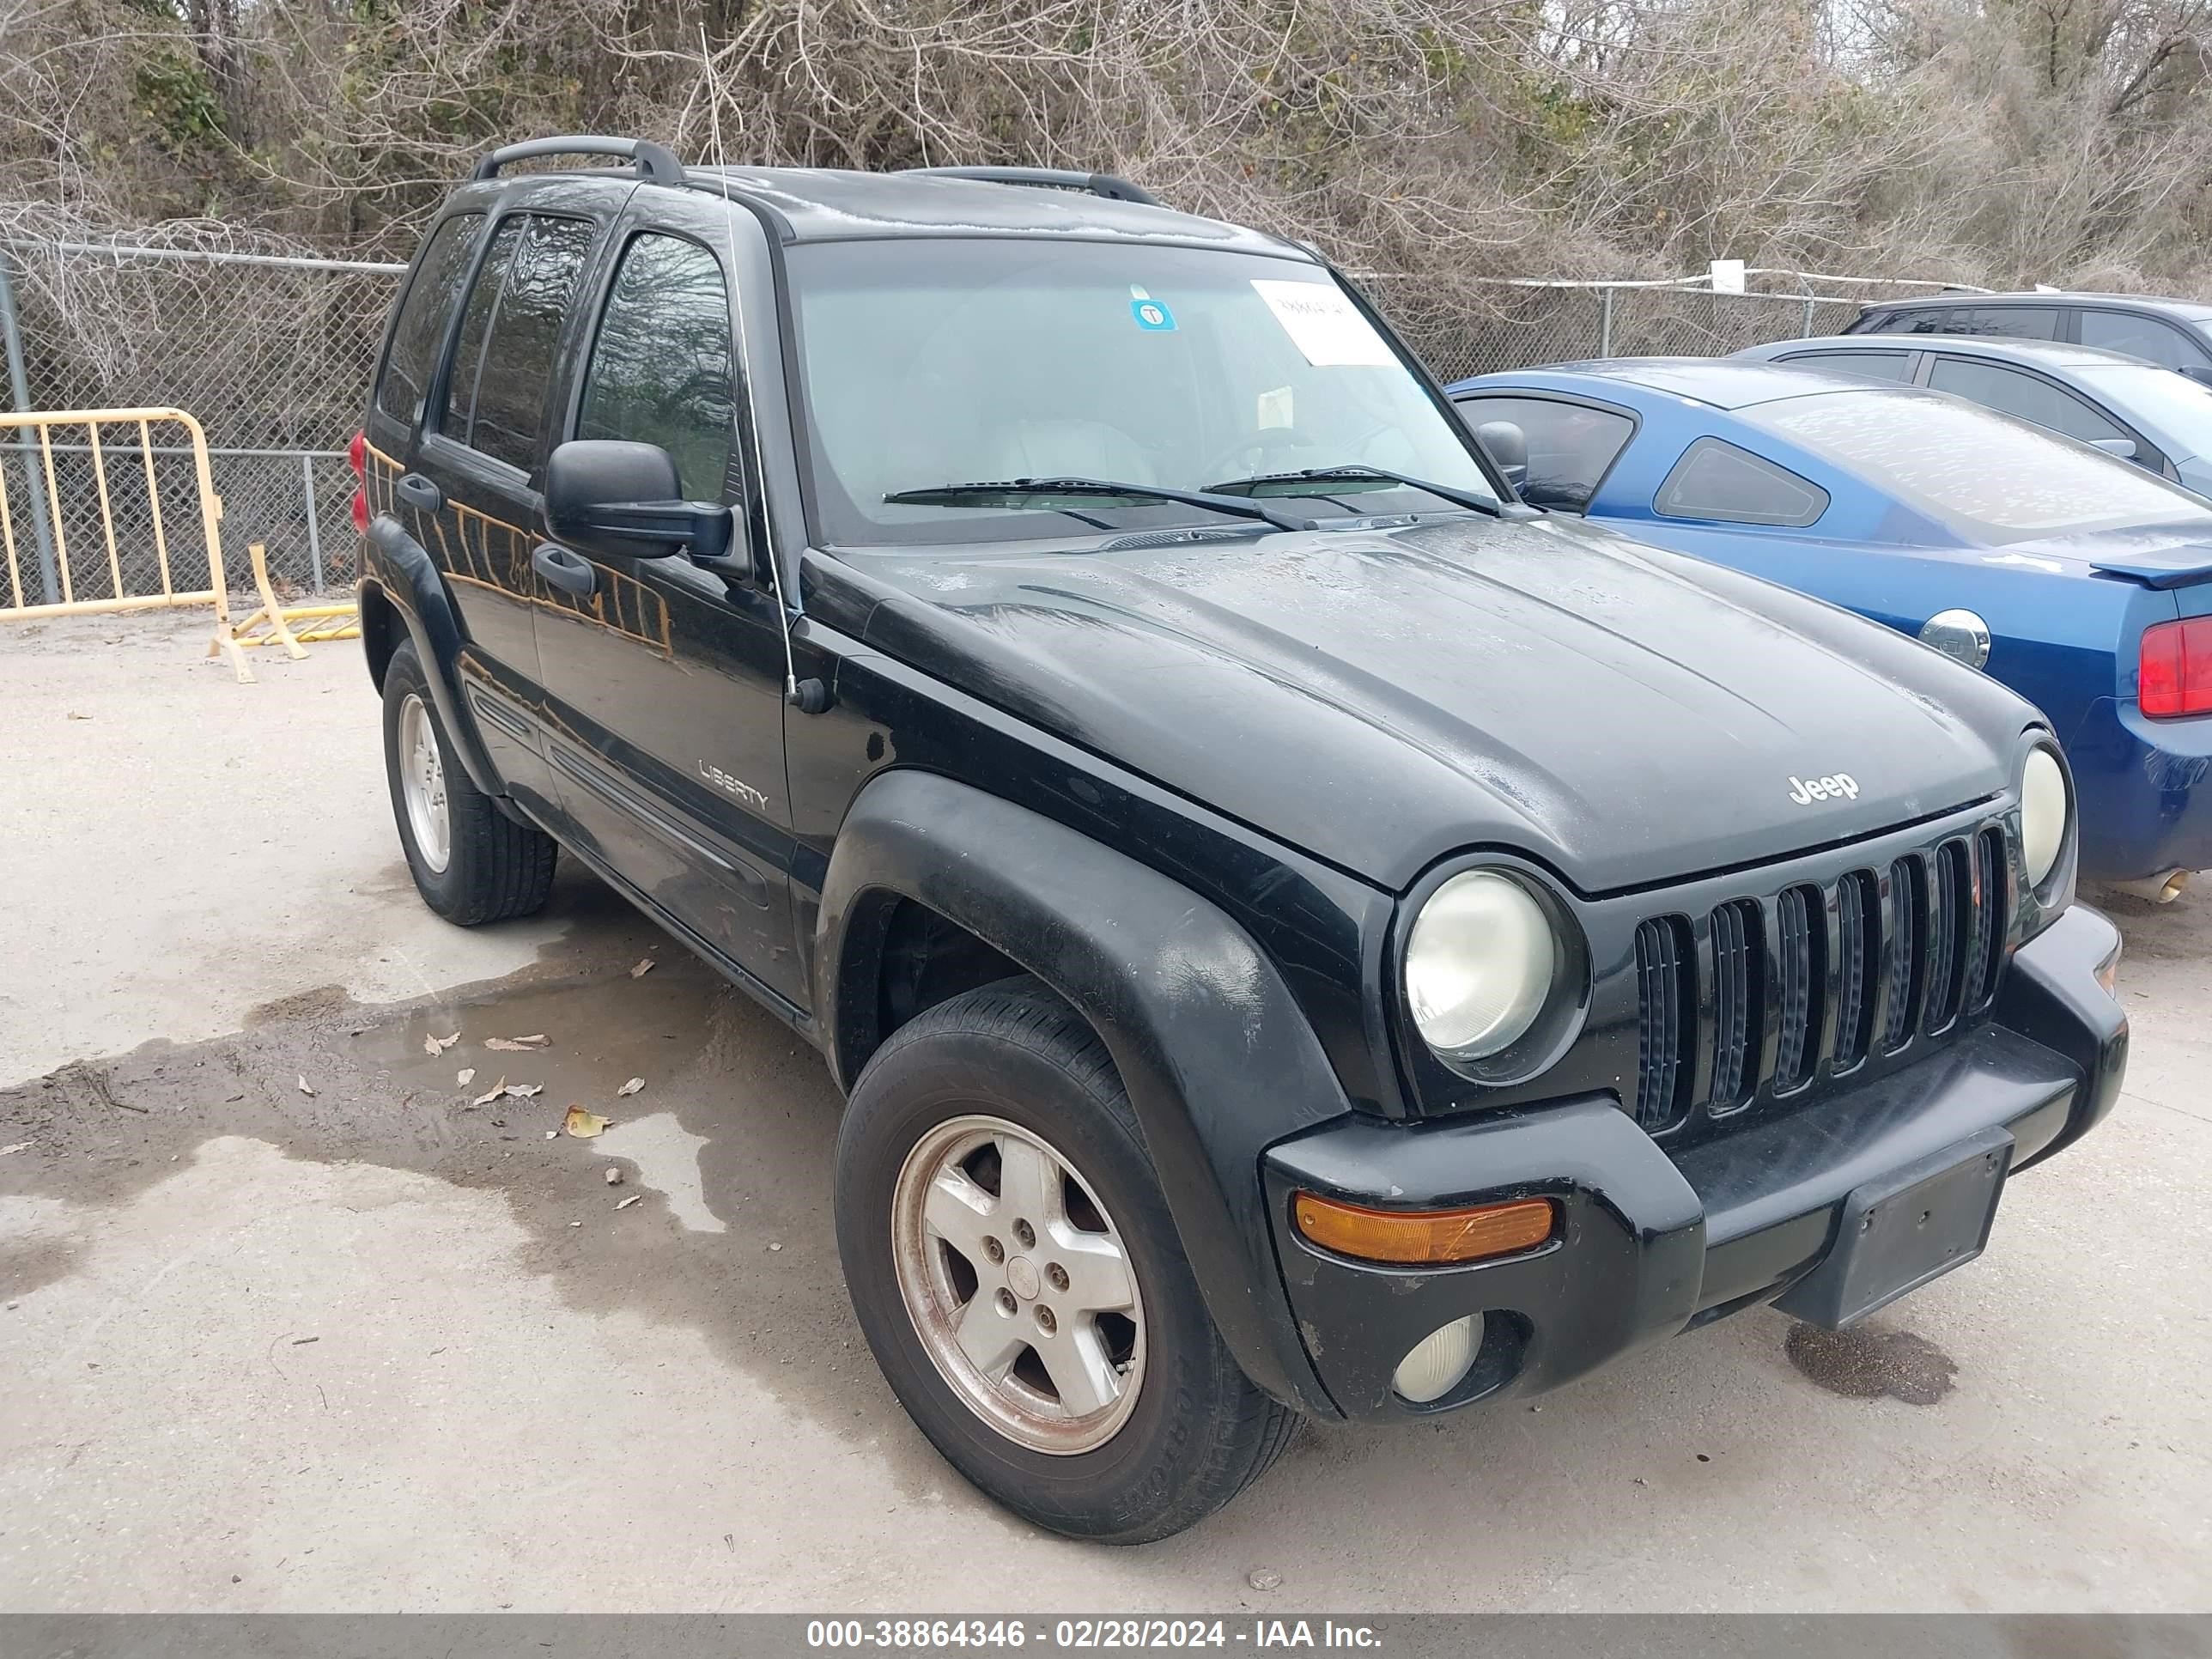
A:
1789 772 1862 804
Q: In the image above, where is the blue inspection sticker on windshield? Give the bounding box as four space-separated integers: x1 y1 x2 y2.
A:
1129 285 1176 331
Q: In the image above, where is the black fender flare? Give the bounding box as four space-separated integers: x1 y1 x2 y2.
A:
362 513 503 798
815 768 1351 1417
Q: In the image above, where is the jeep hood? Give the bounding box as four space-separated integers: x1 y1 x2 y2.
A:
818 514 2033 893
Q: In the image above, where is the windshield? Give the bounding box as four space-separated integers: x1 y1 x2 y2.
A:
1758 387 2212 544
784 239 1500 546
2079 363 2212 460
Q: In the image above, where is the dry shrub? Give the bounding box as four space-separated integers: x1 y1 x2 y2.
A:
2 0 2209 295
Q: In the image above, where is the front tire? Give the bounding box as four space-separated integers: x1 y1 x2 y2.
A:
380 639 556 926
835 982 1297 1542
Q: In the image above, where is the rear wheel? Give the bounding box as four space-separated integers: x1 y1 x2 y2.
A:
835 982 1297 1542
380 639 556 925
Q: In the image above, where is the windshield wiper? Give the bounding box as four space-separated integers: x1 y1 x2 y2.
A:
884 477 1315 534
1204 464 1502 517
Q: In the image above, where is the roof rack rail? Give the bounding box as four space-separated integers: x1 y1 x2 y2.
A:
473 136 685 188
901 166 1162 207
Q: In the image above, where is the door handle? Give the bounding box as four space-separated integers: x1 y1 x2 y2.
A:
532 542 598 598
395 471 444 514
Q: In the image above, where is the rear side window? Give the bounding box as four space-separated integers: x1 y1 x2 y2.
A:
1451 394 1633 511
1655 437 1829 528
1953 306 2062 340
577 234 737 500
1871 308 1954 335
375 214 482 426
443 219 523 449
442 214 596 471
1777 349 1915 382
2079 310 2212 370
1927 357 2128 446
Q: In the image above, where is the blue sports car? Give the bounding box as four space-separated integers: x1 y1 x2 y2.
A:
1447 359 2212 892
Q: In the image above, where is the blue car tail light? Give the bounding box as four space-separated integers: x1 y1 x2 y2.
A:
2141 617 2212 718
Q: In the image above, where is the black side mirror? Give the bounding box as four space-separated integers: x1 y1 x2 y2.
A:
544 440 748 578
1473 420 1529 491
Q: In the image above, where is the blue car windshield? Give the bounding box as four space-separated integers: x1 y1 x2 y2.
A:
784 238 1500 547
2077 362 2212 461
1759 387 2212 544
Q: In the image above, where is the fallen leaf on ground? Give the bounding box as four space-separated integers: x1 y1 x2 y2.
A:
296 1076 315 1097
544 1130 558 1140
423 1034 440 1056
617 1077 645 1097
484 1036 547 1052
456 1067 475 1086
67 711 92 721
605 1167 623 1186
616 1194 642 1210
505 1082 544 1100
0 1142 29 1157
563 1106 611 1139
630 958 654 978
472 1076 508 1107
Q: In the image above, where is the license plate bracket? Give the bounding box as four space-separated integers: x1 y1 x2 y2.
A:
1773 1125 2013 1330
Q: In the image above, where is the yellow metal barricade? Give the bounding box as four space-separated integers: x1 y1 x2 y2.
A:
218 541 361 658
0 405 251 679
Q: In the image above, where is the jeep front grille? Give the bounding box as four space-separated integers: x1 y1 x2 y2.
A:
1632 828 2012 1135
1632 917 1693 1130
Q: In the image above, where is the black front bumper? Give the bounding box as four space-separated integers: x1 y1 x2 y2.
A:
1264 905 2129 1420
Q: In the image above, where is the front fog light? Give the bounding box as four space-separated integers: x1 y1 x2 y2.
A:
1393 1316 1481 1404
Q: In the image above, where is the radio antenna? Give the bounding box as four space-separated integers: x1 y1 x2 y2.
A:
699 24 815 711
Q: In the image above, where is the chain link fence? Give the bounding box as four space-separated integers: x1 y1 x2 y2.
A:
1366 275 1900 386
0 241 404 604
0 236 1956 605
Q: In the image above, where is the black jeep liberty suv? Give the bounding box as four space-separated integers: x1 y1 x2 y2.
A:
354 137 2129 1543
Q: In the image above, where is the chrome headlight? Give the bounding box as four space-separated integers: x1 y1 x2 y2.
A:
1403 871 1557 1061
2021 745 2069 888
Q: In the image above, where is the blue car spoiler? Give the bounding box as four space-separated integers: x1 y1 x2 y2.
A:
2091 555 2212 590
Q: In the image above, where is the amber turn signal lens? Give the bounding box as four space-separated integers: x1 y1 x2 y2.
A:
1292 1193 1556 1265
2096 943 2122 994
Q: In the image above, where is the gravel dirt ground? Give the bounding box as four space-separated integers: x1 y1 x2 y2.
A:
1 611 2208 1613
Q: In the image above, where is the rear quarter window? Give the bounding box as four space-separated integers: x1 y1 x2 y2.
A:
1655 437 1829 528
374 214 482 428
1776 349 1915 383
2079 309 2212 370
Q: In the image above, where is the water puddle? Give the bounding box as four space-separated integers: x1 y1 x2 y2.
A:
595 1112 726 1232
344 951 731 1115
